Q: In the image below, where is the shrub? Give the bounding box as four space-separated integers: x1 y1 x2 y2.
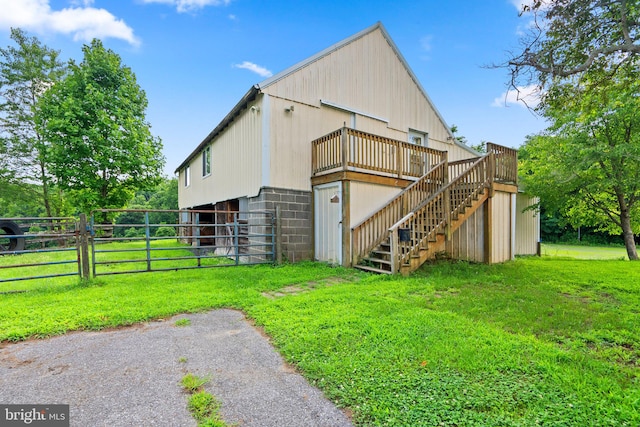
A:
155 226 176 237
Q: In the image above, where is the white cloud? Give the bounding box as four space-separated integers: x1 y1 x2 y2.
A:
70 0 95 6
0 0 140 46
233 61 273 78
142 0 231 13
420 35 433 52
492 85 541 108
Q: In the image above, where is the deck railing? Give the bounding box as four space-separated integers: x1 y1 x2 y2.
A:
388 154 494 272
351 158 448 265
312 127 446 179
487 143 518 184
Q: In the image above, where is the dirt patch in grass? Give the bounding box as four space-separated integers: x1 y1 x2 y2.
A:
261 276 355 299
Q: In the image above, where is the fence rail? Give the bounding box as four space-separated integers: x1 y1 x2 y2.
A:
0 217 81 286
0 209 278 286
91 209 276 277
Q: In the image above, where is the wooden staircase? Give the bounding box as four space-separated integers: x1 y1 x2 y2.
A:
353 148 512 275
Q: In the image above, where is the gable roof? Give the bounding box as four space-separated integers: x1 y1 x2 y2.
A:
176 22 473 173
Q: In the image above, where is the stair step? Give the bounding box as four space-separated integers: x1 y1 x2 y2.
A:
372 249 391 256
354 264 392 274
363 257 392 266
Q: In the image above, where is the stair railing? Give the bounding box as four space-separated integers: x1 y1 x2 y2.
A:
388 153 495 273
351 156 448 266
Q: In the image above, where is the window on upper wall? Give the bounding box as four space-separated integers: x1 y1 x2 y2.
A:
184 166 190 187
408 130 428 146
202 146 211 177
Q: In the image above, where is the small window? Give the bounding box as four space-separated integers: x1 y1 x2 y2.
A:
202 146 211 176
408 130 428 146
184 166 190 187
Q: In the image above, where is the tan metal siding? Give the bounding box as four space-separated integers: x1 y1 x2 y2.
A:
490 192 513 263
430 140 477 162
263 28 470 184
178 102 263 208
516 193 540 255
350 182 403 227
269 99 351 190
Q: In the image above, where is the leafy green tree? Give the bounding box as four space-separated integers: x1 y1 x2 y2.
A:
0 28 66 217
505 0 640 90
113 178 178 236
507 0 640 260
519 64 640 259
36 39 165 219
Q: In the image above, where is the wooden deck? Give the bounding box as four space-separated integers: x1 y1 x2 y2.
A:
311 127 519 274
312 127 447 180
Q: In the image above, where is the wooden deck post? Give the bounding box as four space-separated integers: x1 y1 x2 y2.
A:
311 141 317 175
390 229 399 274
488 152 496 198
341 126 348 171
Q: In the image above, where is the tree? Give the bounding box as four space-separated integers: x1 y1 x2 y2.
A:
113 177 178 237
36 39 165 218
506 0 640 260
519 63 640 259
0 28 66 217
505 0 640 93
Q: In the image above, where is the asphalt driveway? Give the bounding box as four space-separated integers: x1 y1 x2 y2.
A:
0 309 353 427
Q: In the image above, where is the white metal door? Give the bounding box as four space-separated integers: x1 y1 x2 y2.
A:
314 183 342 264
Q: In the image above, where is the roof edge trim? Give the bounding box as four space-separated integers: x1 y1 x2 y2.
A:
175 85 260 173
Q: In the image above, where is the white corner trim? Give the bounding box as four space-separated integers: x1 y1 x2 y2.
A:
261 94 271 187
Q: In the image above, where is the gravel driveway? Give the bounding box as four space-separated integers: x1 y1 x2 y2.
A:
0 309 353 427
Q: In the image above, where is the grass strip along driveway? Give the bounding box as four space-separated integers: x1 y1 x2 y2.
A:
1 257 638 426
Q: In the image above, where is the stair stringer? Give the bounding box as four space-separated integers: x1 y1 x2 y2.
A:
355 153 494 275
398 190 489 275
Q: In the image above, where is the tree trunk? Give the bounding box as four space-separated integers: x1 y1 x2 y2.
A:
42 181 52 218
38 144 53 218
620 210 638 260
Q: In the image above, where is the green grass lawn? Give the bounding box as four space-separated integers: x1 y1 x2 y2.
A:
542 242 629 259
0 251 638 426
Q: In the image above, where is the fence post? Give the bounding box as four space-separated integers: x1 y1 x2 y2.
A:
233 212 240 265
79 213 90 280
195 213 201 267
145 211 151 271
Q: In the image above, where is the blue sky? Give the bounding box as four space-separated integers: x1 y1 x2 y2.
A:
0 0 544 176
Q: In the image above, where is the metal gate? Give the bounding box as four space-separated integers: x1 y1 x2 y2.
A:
89 209 277 277
0 217 83 288
0 209 278 286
